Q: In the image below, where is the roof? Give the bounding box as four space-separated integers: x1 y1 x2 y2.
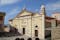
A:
0 25 21 37
0 12 6 16
45 16 55 20
45 16 55 23
9 19 13 21
9 9 39 21
15 9 35 17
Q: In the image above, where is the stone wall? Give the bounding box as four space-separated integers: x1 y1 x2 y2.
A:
51 27 60 40
9 10 45 40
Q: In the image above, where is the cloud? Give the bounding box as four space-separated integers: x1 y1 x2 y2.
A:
46 1 60 11
45 1 60 16
0 0 21 5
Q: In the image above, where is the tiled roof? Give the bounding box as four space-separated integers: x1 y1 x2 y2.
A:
45 16 55 20
45 16 55 22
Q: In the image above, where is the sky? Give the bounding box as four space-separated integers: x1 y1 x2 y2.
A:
0 0 60 24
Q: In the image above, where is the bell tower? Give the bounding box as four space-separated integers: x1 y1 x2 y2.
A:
40 5 46 16
39 5 46 40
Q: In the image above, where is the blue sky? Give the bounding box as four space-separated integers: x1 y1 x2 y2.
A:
0 0 60 24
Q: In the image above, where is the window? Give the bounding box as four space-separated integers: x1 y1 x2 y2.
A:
35 38 40 40
35 30 38 37
23 28 25 34
56 20 57 26
28 38 32 40
35 25 38 27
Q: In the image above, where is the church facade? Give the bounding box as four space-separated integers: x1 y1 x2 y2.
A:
9 5 57 40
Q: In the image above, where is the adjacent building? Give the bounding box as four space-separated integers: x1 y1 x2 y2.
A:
0 12 5 32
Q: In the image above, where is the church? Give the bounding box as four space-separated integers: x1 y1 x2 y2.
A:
0 5 60 40
9 5 59 40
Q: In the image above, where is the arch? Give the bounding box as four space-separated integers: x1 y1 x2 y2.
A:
20 38 24 40
15 38 20 40
35 38 40 40
28 38 32 40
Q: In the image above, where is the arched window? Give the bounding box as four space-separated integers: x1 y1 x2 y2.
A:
20 38 24 40
35 38 40 40
35 30 38 37
15 38 20 40
28 38 32 40
23 28 25 34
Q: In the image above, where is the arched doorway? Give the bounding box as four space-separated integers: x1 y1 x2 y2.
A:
35 38 40 40
28 38 32 40
15 38 20 40
20 38 24 40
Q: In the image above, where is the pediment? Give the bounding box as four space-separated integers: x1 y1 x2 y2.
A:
16 10 33 17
